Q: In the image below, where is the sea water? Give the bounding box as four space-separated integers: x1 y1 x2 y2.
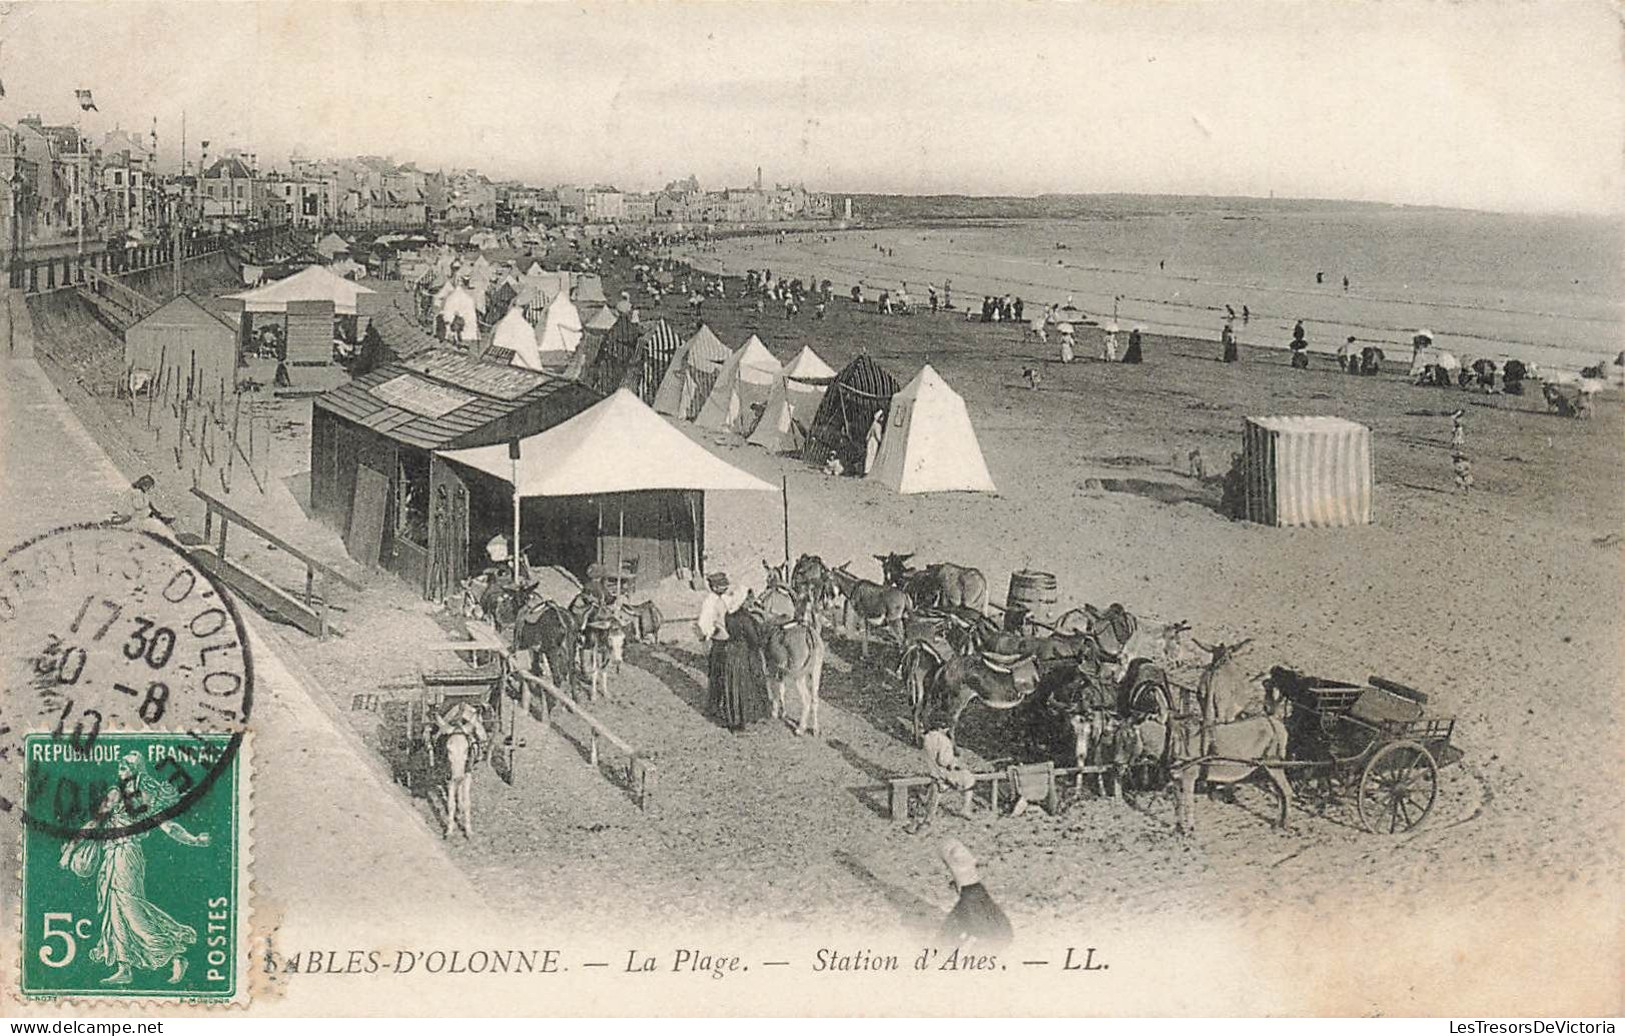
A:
693 198 1623 374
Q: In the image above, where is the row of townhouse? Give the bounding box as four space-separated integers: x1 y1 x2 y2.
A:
2 118 177 250
498 179 835 227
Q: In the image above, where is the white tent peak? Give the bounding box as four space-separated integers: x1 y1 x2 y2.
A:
439 285 481 342
439 389 776 496
783 344 835 381
695 336 783 433
868 364 997 494
538 293 583 354
494 306 542 371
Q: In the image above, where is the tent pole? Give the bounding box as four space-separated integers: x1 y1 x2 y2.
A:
510 441 521 583
597 501 603 564
782 474 790 564
617 505 624 591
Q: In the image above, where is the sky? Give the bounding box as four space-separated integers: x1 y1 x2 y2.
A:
1 0 1622 215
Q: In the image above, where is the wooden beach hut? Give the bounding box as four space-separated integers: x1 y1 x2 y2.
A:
123 294 239 399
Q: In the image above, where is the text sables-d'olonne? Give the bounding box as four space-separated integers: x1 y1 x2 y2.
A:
268 946 1109 979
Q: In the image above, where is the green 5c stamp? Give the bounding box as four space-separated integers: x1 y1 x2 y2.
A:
20 732 251 1003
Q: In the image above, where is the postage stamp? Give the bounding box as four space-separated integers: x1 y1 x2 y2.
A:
18 731 252 1003
2 525 256 1004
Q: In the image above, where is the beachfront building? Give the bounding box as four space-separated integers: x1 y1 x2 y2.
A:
199 154 256 226
255 171 333 228
558 185 625 224
623 193 657 222
14 116 100 242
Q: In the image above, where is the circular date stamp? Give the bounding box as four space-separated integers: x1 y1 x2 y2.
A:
0 523 253 840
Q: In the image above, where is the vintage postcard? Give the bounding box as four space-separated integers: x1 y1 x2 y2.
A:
0 0 1620 1019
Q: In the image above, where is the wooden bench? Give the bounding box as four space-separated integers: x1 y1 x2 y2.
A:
886 761 1108 822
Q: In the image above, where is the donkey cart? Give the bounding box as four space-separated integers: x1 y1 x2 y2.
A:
1266 667 1460 835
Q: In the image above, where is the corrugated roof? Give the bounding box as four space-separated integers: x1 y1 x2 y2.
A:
314 350 599 451
400 349 544 400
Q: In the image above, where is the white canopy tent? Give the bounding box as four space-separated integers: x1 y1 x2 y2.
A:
225 265 377 316
439 389 776 583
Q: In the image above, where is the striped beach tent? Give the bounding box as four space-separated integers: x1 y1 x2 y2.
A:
579 316 643 396
622 319 684 404
802 353 901 472
1241 416 1372 527
653 324 731 419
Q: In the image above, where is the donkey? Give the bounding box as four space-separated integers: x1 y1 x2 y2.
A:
791 554 838 610
876 552 989 613
1113 640 1290 836
761 591 827 736
925 649 1043 734
513 594 577 692
573 595 626 701
830 562 911 660
431 702 485 839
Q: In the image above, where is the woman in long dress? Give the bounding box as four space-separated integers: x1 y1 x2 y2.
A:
717 604 772 731
59 753 211 986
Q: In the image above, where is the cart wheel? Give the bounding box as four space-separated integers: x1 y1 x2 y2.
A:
1357 740 1439 834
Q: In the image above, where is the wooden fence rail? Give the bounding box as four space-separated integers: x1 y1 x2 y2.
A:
506 667 656 811
189 485 364 640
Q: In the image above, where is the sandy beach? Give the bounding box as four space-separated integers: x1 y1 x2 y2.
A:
24 238 1625 1011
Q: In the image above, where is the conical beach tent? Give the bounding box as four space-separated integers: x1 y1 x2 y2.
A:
438 285 481 343
802 354 901 472
695 336 782 433
653 324 731 418
494 306 542 371
538 293 583 354
747 375 811 453
868 365 997 494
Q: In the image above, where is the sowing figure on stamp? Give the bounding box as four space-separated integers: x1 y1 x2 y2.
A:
58 752 211 986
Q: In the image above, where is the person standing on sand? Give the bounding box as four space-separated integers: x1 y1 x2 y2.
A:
1014 297 1024 322
1101 325 1119 362
1242 305 1250 323
1451 408 1466 451
1123 326 1143 364
865 409 886 474
696 572 733 714
1221 322 1238 363
1059 327 1075 364
1338 336 1354 372
937 841 1013 952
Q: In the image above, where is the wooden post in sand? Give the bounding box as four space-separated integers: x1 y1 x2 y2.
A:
781 474 790 564
147 345 166 429
224 392 243 492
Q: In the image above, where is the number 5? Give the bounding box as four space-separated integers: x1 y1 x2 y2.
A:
39 912 90 968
